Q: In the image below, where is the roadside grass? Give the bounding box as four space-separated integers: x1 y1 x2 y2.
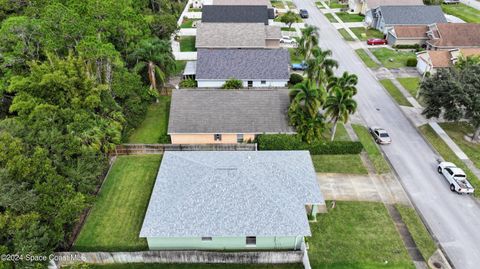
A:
370 48 416 69
281 27 296 31
180 18 198 28
179 36 196 52
397 77 420 97
74 155 162 251
324 13 338 23
352 125 391 174
439 122 480 169
285 1 296 9
334 12 365 22
128 96 171 144
174 60 187 76
379 79 412 107
312 155 368 174
349 27 384 41
324 123 350 141
338 28 354 41
271 0 285 9
309 201 414 269
395 204 437 261
441 3 480 23
289 48 304 64
355 49 380 69
419 124 480 198
75 264 302 269
316 2 326 9
327 0 347 8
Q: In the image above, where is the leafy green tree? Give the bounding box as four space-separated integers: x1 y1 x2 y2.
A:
222 78 243 89
297 25 319 59
149 13 178 39
280 11 300 29
305 47 338 88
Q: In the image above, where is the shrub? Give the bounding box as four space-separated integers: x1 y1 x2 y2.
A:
289 73 304 85
179 78 197 88
406 58 418 67
222 78 243 89
257 134 363 154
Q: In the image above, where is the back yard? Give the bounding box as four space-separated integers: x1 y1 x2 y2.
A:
74 155 162 251
128 96 170 144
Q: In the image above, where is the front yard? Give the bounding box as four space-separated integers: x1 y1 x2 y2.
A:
309 201 414 269
179 36 196 52
74 155 163 251
441 3 480 23
439 122 480 169
352 125 391 174
355 49 380 69
180 18 199 28
350 27 384 41
312 154 368 174
338 28 354 41
397 77 420 97
128 96 171 144
370 48 416 69
334 12 365 22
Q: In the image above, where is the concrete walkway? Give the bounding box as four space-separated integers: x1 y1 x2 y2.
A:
461 0 480 10
318 0 358 40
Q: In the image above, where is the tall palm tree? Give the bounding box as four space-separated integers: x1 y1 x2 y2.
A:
289 80 325 118
130 37 176 95
324 87 358 141
297 25 319 59
327 71 358 95
305 47 338 88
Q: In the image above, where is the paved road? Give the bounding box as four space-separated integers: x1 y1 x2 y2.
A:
293 1 480 268
461 0 480 11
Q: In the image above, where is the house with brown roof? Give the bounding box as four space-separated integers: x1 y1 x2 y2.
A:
348 0 423 15
416 48 480 74
426 23 480 50
387 25 428 47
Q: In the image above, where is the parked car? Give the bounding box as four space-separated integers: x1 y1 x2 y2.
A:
292 61 308 71
368 127 392 144
443 0 460 4
299 9 309 18
280 36 297 44
437 161 475 194
367 38 387 45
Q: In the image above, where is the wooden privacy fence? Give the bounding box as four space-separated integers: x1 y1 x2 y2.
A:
49 250 303 268
114 143 257 155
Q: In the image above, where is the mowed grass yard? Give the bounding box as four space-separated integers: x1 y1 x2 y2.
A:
334 12 365 22
439 122 480 169
355 49 380 69
309 201 414 269
379 79 412 107
350 27 384 41
179 36 196 52
74 155 162 251
442 3 480 23
352 125 391 174
370 48 416 69
128 96 170 144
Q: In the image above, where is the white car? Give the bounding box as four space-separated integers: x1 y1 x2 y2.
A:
368 127 392 144
437 161 475 194
280 36 297 44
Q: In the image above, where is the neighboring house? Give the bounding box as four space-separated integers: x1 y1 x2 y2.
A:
425 23 480 50
386 25 428 47
140 151 325 250
211 0 275 19
348 0 423 15
416 48 480 74
201 5 271 25
195 49 290 88
366 5 447 34
167 89 294 144
196 23 281 49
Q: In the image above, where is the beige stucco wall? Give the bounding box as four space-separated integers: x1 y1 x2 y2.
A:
393 39 426 46
171 133 256 144
266 39 280 48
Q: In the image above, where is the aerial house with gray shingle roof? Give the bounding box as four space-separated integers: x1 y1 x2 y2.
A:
201 5 272 25
195 48 290 88
140 151 325 250
168 89 295 144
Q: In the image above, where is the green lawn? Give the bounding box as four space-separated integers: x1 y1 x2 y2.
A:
370 48 416 69
285 1 296 9
289 48 304 64
74 155 162 251
338 28 354 41
309 201 414 269
395 204 437 261
179 36 196 52
379 79 412 107
78 264 302 269
327 0 347 8
352 125 391 174
281 27 296 31
397 77 420 98
439 122 480 169
174 60 187 76
128 96 171 144
271 0 286 9
355 49 380 69
324 13 338 23
442 3 480 23
188 7 202 12
334 12 365 22
312 154 368 174
350 27 384 41
419 124 480 198
180 18 198 28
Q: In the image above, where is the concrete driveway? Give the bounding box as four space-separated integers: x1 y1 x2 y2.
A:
294 1 480 268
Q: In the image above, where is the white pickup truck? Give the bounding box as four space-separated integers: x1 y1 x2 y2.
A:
437 162 475 194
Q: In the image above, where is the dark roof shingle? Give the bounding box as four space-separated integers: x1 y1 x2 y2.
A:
202 5 269 24
379 5 447 25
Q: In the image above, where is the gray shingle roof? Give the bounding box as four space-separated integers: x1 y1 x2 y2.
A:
196 23 280 48
196 49 290 80
212 0 272 8
139 151 324 238
201 5 269 24
379 5 447 25
168 89 295 134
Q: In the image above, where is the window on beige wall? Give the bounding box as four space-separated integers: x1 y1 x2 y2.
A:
237 134 244 143
214 134 222 141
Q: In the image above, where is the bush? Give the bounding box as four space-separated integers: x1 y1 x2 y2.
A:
406 58 418 67
179 78 197 88
289 73 304 85
222 78 243 89
257 134 363 154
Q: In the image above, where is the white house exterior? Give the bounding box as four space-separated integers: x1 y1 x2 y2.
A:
196 79 288 88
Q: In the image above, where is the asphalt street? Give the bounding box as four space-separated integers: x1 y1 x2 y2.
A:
292 0 480 268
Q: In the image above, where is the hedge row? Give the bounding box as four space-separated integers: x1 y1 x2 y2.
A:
257 134 363 155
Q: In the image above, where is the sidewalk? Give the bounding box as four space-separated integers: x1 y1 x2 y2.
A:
318 1 358 40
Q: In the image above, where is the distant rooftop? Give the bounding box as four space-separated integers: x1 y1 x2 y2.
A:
366 0 423 9
377 5 447 25
212 0 272 7
140 151 324 238
427 23 480 48
201 5 270 24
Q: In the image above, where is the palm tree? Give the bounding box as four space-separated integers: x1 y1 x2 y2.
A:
324 86 358 141
305 47 338 88
327 71 358 95
297 25 319 59
130 37 176 95
289 80 325 118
